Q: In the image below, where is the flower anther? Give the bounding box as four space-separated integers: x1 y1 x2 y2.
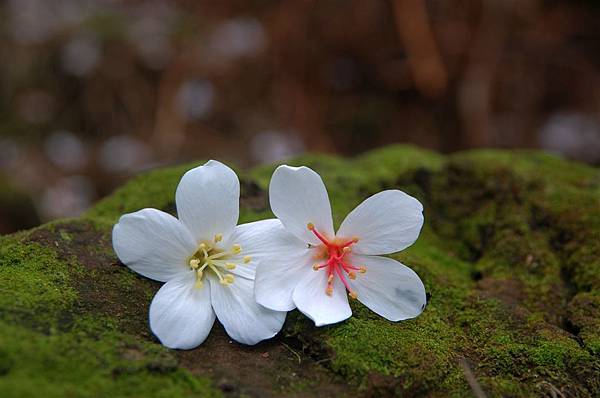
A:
187 234 249 288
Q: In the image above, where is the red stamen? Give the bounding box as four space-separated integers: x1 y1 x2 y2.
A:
339 239 357 248
308 224 331 246
334 265 353 293
339 261 360 271
313 263 329 270
306 224 366 298
326 269 334 296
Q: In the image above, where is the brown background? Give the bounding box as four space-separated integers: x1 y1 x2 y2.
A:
1 0 599 232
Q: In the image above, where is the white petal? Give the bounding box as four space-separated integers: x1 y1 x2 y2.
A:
292 269 351 327
350 254 426 321
209 276 286 345
269 165 334 245
222 219 291 280
175 160 240 243
251 223 312 311
337 190 424 255
112 208 196 282
149 271 216 349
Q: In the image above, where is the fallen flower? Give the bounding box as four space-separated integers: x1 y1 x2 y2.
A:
112 160 286 349
254 165 427 326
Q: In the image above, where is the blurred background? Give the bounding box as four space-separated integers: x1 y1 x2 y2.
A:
1 0 599 233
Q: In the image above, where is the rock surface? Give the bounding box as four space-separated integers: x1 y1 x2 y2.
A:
1 145 599 397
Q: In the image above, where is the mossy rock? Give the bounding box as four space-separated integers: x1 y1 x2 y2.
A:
1 145 599 397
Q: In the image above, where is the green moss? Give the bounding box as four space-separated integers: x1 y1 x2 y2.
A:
326 307 463 395
448 149 600 190
0 321 220 398
280 238 476 395
0 234 79 331
0 224 221 397
568 292 600 355
2 145 599 397
278 147 598 396
353 144 443 185
450 297 600 396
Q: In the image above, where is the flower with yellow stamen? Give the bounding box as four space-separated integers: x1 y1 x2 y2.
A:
112 160 286 349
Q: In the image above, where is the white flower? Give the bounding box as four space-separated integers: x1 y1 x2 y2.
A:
254 165 427 326
112 160 286 349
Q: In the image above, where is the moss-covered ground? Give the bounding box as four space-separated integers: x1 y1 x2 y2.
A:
1 145 599 397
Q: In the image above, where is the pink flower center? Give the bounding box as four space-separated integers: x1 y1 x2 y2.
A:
307 223 366 299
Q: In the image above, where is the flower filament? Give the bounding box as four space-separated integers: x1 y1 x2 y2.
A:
188 234 249 288
307 223 366 298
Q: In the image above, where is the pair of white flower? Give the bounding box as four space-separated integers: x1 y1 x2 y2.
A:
113 160 426 349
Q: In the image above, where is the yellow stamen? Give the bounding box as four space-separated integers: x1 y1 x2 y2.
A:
224 274 235 284
326 286 333 296
214 233 223 243
348 271 356 280
196 269 203 279
194 279 204 289
198 262 209 273
231 244 242 254
312 264 320 271
349 291 358 299
208 251 227 260
189 258 201 269
209 264 224 281
327 274 334 283
359 266 367 274
307 222 314 230
243 256 252 264
226 262 236 270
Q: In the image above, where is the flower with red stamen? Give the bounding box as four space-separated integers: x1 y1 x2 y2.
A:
254 165 427 326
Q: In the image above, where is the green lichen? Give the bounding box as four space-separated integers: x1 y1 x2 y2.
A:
1 145 599 397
